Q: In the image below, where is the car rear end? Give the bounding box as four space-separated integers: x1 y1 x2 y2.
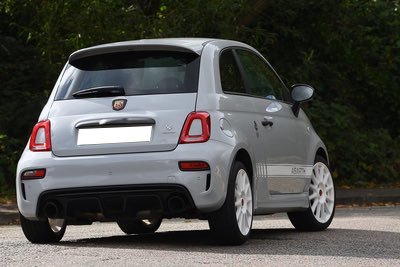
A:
16 41 233 224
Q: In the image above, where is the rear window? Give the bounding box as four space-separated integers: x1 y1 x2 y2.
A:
55 51 200 100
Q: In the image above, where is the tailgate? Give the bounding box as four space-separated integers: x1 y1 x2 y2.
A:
49 93 196 157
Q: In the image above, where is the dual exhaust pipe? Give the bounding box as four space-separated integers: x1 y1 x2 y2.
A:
167 195 186 213
43 195 187 218
43 201 63 219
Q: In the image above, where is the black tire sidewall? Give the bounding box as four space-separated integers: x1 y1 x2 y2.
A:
20 213 66 243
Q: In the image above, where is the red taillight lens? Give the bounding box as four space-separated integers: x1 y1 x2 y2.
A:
21 169 46 180
29 120 51 151
179 161 210 171
179 112 210 144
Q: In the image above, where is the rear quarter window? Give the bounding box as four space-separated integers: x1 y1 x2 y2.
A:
55 51 200 100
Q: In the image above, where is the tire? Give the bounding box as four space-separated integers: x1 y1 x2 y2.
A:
288 155 335 231
117 218 162 234
208 161 253 245
20 213 66 243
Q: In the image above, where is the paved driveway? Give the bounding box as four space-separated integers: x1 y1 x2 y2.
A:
1 206 399 266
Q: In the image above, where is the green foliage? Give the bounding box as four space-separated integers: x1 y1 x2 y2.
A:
0 135 22 193
307 100 400 186
0 0 399 189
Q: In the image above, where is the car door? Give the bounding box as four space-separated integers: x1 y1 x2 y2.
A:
218 48 268 206
234 49 312 199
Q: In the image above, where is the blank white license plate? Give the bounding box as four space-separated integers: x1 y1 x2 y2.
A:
77 126 152 145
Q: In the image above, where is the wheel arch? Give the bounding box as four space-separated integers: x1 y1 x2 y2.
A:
315 147 329 165
233 148 254 186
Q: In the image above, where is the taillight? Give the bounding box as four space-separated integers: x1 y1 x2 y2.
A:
21 169 46 180
179 112 210 144
179 161 210 171
29 120 52 151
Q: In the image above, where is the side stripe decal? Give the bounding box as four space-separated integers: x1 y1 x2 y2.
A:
256 163 313 178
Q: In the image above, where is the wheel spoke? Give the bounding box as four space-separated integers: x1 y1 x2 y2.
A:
316 203 322 219
241 171 246 189
246 200 252 211
235 187 241 199
325 184 334 192
318 166 324 182
244 181 250 195
309 192 318 200
245 210 251 228
238 212 244 231
235 181 241 193
236 205 241 218
235 198 242 207
324 202 331 216
314 166 320 182
326 194 335 202
323 172 330 184
320 203 326 220
311 200 318 213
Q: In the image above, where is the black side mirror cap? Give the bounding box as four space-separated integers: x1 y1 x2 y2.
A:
290 84 315 117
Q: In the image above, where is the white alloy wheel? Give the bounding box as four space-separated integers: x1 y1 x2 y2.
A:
208 161 253 245
309 162 335 223
48 218 65 233
234 169 253 236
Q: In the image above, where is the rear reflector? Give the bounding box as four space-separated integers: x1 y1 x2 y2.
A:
21 169 46 180
179 161 210 171
29 120 52 151
179 112 210 144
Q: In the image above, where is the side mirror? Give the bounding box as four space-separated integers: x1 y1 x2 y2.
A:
290 84 315 117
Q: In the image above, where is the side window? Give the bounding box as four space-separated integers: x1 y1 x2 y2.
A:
236 49 286 101
219 49 246 94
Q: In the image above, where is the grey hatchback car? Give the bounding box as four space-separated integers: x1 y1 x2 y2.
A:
17 38 335 245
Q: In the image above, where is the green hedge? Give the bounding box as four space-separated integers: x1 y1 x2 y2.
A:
0 0 399 191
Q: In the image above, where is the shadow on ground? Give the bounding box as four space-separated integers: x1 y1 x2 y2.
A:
55 227 399 260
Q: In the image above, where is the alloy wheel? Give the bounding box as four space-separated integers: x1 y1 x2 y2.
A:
309 162 335 223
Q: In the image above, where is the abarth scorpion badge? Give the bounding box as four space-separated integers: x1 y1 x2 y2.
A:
112 99 127 111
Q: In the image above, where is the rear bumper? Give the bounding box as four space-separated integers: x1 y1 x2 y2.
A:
17 140 234 219
37 184 196 221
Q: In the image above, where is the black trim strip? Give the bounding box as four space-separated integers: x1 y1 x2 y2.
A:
75 117 156 129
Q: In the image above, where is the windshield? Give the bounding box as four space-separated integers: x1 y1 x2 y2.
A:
55 51 200 100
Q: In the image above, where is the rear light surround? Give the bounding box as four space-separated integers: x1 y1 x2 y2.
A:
29 120 51 151
179 161 210 171
21 169 46 180
179 112 210 144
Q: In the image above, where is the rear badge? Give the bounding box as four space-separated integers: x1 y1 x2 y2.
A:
112 99 127 111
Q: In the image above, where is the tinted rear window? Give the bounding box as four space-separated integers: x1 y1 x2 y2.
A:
55 51 200 100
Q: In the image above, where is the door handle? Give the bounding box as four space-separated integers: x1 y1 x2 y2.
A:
261 119 273 127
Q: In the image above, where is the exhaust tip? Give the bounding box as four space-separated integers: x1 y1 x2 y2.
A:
44 201 62 219
167 196 186 213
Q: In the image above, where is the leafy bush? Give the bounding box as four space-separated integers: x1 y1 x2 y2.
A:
0 0 399 191
307 100 400 187
0 134 22 193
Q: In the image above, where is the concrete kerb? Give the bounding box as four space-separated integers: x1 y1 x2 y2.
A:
0 203 18 225
335 188 400 206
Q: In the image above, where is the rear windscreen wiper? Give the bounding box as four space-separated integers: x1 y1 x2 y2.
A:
72 86 125 98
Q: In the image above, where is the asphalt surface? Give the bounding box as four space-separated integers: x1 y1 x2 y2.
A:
1 206 399 266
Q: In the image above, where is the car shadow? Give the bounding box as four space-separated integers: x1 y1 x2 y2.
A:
56 227 399 260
